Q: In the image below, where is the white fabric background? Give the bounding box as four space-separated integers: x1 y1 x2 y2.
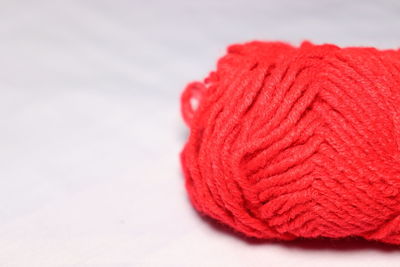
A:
1 0 400 266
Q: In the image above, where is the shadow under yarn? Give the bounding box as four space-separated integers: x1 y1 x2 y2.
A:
194 209 399 252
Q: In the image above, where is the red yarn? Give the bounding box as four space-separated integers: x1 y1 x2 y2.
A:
180 41 400 245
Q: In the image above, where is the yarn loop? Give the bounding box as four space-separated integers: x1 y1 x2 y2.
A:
181 82 206 126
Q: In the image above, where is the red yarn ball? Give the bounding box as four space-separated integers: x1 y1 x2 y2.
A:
180 41 400 245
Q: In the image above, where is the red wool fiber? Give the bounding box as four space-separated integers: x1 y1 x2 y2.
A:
180 41 400 245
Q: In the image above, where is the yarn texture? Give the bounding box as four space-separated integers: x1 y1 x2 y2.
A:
180 41 400 245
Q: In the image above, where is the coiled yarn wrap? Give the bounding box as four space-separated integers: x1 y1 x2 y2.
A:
180 41 400 245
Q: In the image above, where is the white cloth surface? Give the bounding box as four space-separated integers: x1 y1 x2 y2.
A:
1 0 400 266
